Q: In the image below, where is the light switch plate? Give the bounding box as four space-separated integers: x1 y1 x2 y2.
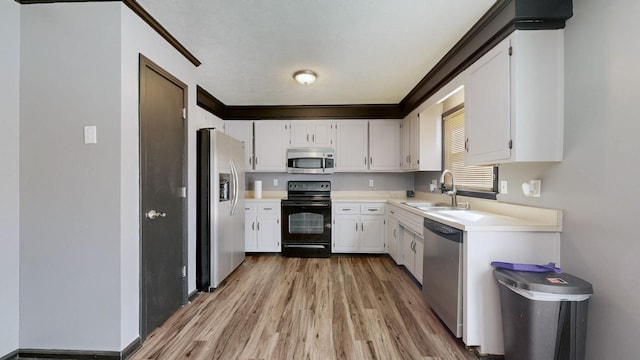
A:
273 179 278 187
84 126 97 144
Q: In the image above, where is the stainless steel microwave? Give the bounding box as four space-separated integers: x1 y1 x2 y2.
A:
287 148 335 174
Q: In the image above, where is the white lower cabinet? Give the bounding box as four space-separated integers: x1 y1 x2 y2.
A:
414 235 423 284
401 227 423 284
386 207 401 264
245 200 281 252
332 202 385 253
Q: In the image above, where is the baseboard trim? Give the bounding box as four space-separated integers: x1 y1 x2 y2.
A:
0 349 18 360
121 337 142 359
17 337 141 360
18 349 120 360
188 289 199 302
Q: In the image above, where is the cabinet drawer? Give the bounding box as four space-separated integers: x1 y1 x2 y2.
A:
361 204 385 215
244 202 257 215
334 203 360 214
258 202 280 214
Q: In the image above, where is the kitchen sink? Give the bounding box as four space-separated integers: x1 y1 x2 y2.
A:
401 202 450 208
415 206 458 211
401 202 459 211
433 210 485 222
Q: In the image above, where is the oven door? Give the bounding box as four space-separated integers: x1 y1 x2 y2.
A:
281 201 332 257
281 201 331 244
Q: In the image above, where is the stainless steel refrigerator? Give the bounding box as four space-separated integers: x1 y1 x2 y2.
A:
196 128 245 291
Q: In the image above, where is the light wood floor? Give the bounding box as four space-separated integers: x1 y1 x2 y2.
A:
130 255 477 360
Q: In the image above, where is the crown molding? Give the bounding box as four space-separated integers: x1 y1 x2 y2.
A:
15 0 572 120
199 0 572 120
16 0 202 67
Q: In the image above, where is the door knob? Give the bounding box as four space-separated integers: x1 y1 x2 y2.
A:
146 209 166 220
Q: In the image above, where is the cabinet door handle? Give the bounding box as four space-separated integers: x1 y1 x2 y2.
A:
249 157 253 165
393 228 397 237
255 157 259 165
252 221 255 230
370 157 373 165
257 222 260 231
361 223 364 231
342 208 352 211
465 138 469 152
367 208 378 212
312 134 315 142
355 223 358 232
307 134 309 142
364 157 367 165
264 207 272 210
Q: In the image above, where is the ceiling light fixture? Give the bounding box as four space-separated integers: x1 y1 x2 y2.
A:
293 70 317 85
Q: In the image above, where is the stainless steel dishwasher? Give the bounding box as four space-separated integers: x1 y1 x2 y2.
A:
422 217 463 337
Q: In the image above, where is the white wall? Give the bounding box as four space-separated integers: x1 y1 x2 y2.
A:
19 2 123 351
496 1 639 358
17 1 216 351
0 1 21 357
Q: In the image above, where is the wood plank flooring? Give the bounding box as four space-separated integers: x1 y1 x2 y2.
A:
130 255 477 360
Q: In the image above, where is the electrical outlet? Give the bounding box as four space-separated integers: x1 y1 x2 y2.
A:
369 179 374 187
530 180 541 197
273 179 278 187
500 180 508 194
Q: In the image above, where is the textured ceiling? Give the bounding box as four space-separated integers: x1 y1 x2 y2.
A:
137 0 496 106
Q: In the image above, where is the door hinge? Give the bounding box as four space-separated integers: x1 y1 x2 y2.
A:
182 266 186 278
180 187 187 198
508 139 513 149
508 46 513 56
182 108 187 120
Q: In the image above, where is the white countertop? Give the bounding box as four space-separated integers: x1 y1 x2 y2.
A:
389 199 561 232
245 191 562 232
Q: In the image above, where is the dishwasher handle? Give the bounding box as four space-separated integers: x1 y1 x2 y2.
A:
424 217 463 243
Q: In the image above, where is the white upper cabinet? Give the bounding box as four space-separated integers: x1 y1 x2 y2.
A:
290 120 336 148
253 120 290 171
224 120 254 171
465 30 564 165
369 119 401 171
335 120 369 172
402 104 442 172
335 119 402 172
417 104 443 171
401 115 417 170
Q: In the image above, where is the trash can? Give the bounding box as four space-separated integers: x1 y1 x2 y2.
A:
494 268 593 360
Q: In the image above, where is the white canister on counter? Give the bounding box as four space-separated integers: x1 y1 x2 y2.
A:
254 180 262 199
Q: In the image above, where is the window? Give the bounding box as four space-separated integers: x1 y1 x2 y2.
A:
442 105 498 198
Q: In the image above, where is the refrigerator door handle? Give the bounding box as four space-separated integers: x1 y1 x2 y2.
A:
230 160 239 215
229 160 237 215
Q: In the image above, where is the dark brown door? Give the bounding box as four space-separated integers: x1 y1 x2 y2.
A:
139 55 187 339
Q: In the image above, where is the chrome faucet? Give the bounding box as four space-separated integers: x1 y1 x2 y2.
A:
440 169 457 207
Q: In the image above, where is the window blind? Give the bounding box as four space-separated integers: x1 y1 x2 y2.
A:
443 108 495 191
